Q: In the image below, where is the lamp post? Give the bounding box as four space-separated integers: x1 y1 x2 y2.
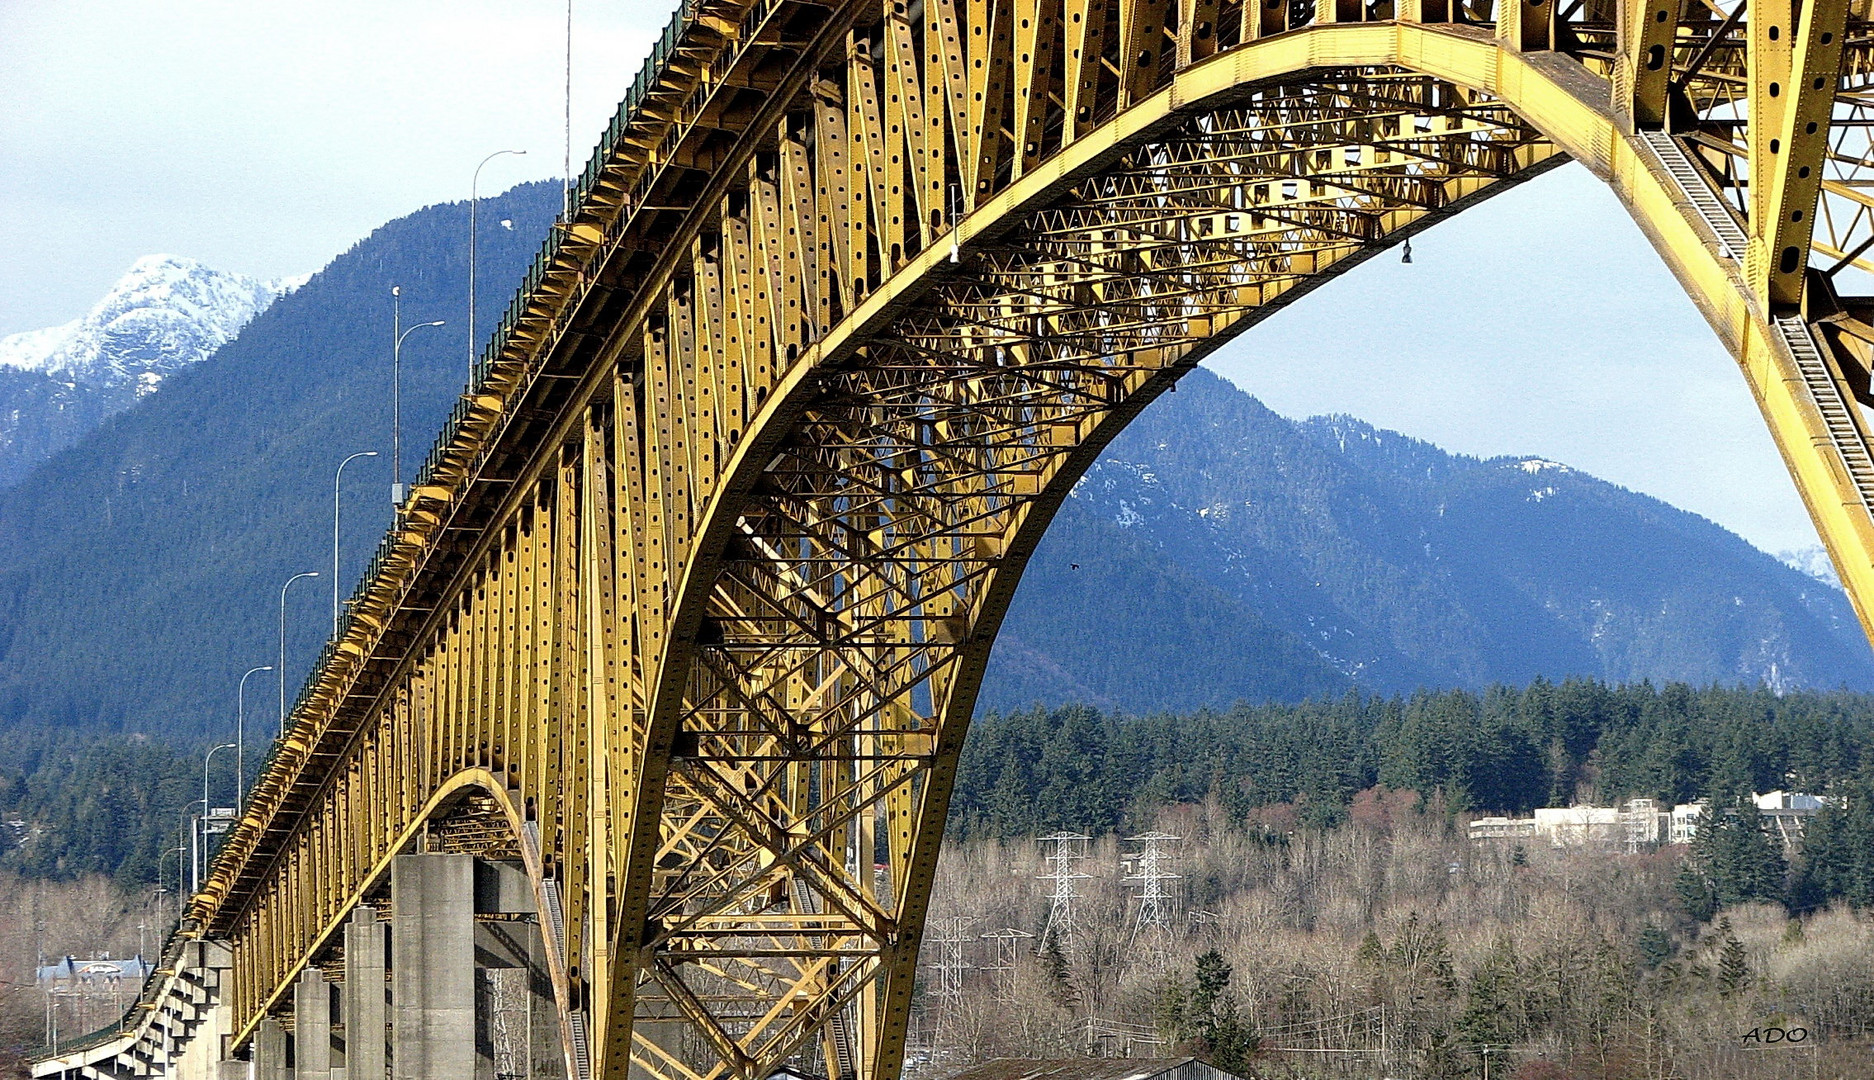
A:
201 743 236 884
389 286 445 505
471 150 526 382
236 664 272 804
177 799 203 898
333 451 379 633
157 849 181 928
279 571 320 735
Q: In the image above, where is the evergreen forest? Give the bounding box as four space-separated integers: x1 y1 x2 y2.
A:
953 679 1874 833
11 678 1874 915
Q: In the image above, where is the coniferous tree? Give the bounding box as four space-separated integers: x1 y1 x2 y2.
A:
1673 858 1718 922
1689 798 1787 908
1456 939 1523 1064
1039 929 1075 1008
1799 772 1874 908
1715 919 1749 996
1637 925 1674 970
1177 949 1258 1072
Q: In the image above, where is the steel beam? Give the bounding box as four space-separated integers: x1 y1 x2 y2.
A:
72 7 1874 1080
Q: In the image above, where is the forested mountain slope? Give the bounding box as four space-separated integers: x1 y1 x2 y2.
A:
984 369 1874 711
0 182 563 737
0 184 1867 738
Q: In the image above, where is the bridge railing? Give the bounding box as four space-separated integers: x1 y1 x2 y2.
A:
226 0 709 835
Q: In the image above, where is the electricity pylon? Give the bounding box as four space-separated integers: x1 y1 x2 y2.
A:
980 927 1034 1003
1122 832 1182 955
1036 832 1092 952
927 915 975 1051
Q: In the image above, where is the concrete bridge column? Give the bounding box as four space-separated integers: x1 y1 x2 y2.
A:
169 939 234 1080
391 853 475 1080
344 905 386 1079
295 967 332 1077
473 859 562 1079
254 1015 290 1080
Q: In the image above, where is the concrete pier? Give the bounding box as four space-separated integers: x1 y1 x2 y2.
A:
23 858 567 1080
295 966 332 1077
472 859 560 1079
133 856 564 1080
391 853 476 1080
344 905 386 1080
254 1015 289 1080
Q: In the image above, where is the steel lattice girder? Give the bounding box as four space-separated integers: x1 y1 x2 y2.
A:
121 5 1874 1080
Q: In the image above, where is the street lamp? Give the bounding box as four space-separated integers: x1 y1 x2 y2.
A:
201 743 236 884
236 664 272 804
278 571 320 735
389 286 445 505
177 799 203 897
471 150 526 382
333 451 380 632
157 849 182 927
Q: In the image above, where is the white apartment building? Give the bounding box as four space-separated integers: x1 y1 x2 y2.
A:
1467 792 1829 852
1669 801 1705 845
1531 805 1624 845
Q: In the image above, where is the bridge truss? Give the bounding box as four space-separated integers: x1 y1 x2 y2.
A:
42 0 1874 1077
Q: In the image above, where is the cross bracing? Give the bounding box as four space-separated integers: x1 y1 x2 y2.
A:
43 0 1874 1079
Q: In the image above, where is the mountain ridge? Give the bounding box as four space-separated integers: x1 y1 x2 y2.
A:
0 186 1868 738
982 370 1874 713
0 255 299 487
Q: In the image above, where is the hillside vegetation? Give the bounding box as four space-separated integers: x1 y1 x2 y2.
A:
921 802 1874 1080
0 182 562 738
10 679 1874 900
955 680 1874 834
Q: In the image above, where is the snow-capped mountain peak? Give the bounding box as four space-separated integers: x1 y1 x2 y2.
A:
1779 544 1843 588
0 255 292 394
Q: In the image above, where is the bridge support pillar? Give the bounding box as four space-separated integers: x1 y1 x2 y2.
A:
295 966 332 1077
391 853 475 1080
160 939 235 1080
472 858 562 1079
344 905 386 1080
254 1015 290 1080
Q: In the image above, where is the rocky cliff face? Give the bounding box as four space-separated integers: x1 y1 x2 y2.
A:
0 255 294 486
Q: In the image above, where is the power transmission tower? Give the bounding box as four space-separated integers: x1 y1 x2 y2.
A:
1122 832 1181 944
1036 832 1091 951
927 916 975 1050
979 927 1034 1003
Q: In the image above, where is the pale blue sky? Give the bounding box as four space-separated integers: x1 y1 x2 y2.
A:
0 2 1821 554
0 1 667 332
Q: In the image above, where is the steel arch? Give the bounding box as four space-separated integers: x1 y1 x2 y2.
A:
94 3 1874 1080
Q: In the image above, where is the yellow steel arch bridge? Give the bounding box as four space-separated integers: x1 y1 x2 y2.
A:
35 0 1874 1076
